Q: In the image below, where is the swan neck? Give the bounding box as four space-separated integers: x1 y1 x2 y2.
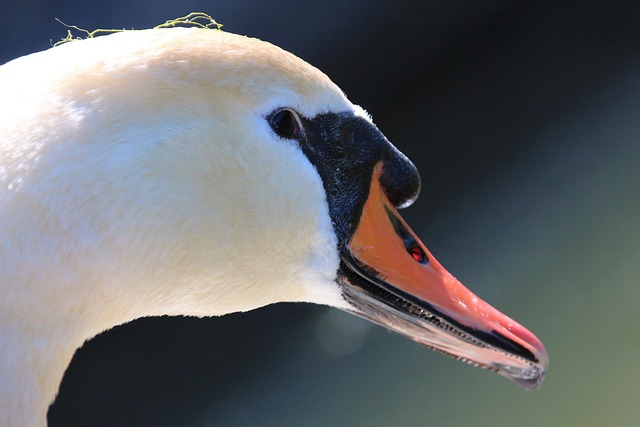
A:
1 320 86 427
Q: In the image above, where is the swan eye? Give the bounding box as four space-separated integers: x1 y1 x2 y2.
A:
269 109 302 138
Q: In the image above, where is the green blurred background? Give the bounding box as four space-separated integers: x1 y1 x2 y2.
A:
2 1 639 426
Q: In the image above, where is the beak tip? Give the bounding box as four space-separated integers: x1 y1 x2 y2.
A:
497 314 549 386
515 371 547 390
511 327 550 390
494 352 548 390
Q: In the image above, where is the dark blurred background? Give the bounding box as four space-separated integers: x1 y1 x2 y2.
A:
2 1 640 426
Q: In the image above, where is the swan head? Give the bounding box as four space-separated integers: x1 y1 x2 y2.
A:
0 27 547 397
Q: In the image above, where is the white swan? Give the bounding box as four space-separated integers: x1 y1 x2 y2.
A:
0 28 548 426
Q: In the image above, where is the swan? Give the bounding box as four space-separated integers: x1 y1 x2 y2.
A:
0 27 548 426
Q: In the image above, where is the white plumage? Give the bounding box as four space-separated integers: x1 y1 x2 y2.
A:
0 28 355 425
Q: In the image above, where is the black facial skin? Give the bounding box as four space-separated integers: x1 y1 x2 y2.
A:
267 110 421 246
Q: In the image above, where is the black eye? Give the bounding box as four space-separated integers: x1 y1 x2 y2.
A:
270 109 302 138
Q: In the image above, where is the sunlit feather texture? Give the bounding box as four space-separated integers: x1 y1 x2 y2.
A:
0 28 359 426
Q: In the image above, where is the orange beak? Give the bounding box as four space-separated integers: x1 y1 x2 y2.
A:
338 163 548 388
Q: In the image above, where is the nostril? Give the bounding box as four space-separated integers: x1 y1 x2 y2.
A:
384 205 429 265
380 150 421 209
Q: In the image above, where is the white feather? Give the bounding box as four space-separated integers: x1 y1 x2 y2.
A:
0 28 357 426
